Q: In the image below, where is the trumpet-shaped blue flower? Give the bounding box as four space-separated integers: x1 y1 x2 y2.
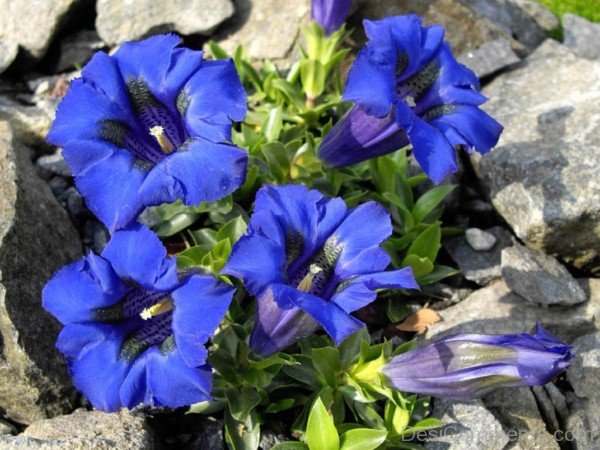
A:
311 0 352 35
318 15 503 184
382 324 572 400
223 185 418 357
48 34 248 231
43 224 234 411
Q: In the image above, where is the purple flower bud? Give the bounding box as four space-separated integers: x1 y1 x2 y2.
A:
311 0 352 35
382 325 572 400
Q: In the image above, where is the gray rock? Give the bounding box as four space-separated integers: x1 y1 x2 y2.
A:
0 39 17 74
458 38 520 79
531 385 561 433
563 14 600 60
445 226 515 285
565 393 600 450
465 227 497 251
0 410 154 449
184 416 224 449
425 398 509 449
567 332 600 401
501 244 587 306
208 0 310 68
484 388 559 449
506 0 559 49
36 151 71 178
82 220 110 255
0 121 82 423
56 30 105 73
424 280 599 343
0 419 16 436
542 383 569 423
96 0 235 46
460 0 558 51
0 0 88 62
355 0 523 57
0 96 54 149
260 429 287 449
47 177 69 198
473 40 600 270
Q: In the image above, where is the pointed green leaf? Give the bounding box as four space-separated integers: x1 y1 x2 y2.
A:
306 397 340 450
412 185 455 224
339 429 387 450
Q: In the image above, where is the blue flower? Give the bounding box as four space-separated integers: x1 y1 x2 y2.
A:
318 15 503 184
311 0 353 35
42 224 234 411
382 324 572 400
223 185 418 357
48 34 248 232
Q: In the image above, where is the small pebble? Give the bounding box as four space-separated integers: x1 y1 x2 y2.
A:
465 227 497 251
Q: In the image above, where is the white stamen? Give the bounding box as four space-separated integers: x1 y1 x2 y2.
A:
140 298 174 320
149 125 174 153
297 264 323 293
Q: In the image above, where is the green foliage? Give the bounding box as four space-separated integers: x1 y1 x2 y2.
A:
171 24 457 450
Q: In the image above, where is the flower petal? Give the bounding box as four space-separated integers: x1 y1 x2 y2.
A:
182 59 247 143
139 139 247 207
172 274 235 367
43 254 126 325
223 231 286 295
101 224 179 291
396 102 458 184
66 141 147 231
47 79 129 146
277 283 365 345
57 323 133 412
331 201 393 278
430 105 503 155
331 267 418 313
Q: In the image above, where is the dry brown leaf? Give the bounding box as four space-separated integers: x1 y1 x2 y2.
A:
396 307 441 334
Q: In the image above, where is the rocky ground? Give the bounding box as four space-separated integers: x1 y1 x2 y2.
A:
0 0 598 449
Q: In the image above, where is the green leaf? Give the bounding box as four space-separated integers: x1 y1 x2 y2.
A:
216 216 247 244
417 265 460 285
401 254 434 278
404 224 441 262
264 106 284 143
283 355 321 389
339 328 369 368
153 212 199 237
224 407 260 450
385 403 410 437
177 244 212 268
301 59 327 99
411 185 455 224
207 40 230 59
339 429 387 450
272 443 309 450
386 300 413 324
225 387 261 421
353 402 386 430
262 142 291 182
265 398 296 413
369 157 397 194
401 418 445 437
312 347 342 387
306 397 340 450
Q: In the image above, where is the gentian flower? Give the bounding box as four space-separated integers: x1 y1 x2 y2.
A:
43 224 234 411
318 15 503 184
223 184 418 357
382 324 572 400
311 0 353 35
48 34 248 231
